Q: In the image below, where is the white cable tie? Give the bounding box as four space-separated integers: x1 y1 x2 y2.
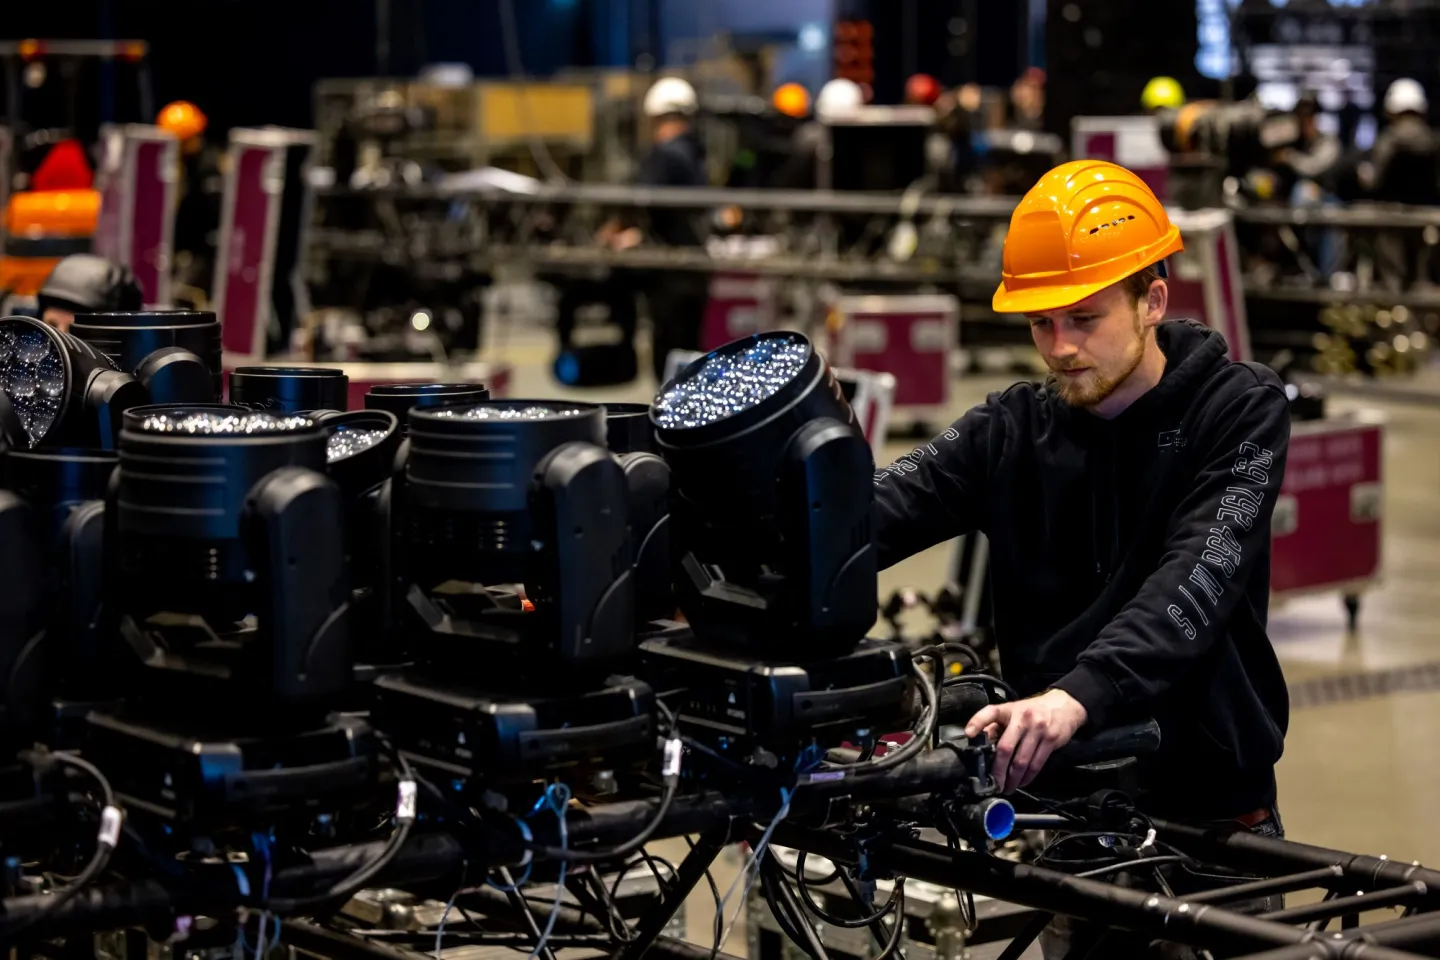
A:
98 805 124 849
397 779 418 822
1141 828 1157 853
663 738 683 779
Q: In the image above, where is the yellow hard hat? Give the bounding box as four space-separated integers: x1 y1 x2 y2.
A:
993 160 1183 314
1141 76 1185 112
157 100 207 142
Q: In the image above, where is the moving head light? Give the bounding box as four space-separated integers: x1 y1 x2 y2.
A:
88 404 371 832
229 365 348 414
0 445 119 745
0 316 147 449
374 400 654 784
640 332 906 776
400 400 633 660
651 332 877 654
70 310 222 404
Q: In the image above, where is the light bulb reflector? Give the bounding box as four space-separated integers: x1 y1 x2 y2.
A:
136 410 315 436
653 334 809 429
432 404 586 421
0 320 65 447
327 425 390 462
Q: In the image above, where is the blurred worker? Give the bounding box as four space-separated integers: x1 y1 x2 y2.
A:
597 77 709 381
874 163 1290 956
1369 79 1440 286
815 77 865 120
767 78 867 190
1140 75 1185 113
904 73 942 107
1009 67 1046 130
1274 92 1341 197
157 100 223 308
36 253 143 333
1371 78 1439 204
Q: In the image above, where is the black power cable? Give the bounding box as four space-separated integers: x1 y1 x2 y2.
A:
263 751 418 915
793 852 902 928
4 751 123 941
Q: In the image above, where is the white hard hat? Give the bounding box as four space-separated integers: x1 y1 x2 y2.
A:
815 78 864 119
1385 78 1428 116
643 76 698 118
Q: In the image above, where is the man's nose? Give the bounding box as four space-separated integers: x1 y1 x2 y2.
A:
1048 324 1080 358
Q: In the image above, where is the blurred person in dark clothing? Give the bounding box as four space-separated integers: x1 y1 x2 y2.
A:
1371 79 1439 204
1273 93 1342 197
1369 79 1440 287
157 101 224 309
595 76 710 381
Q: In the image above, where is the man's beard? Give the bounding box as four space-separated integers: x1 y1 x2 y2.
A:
1052 312 1146 408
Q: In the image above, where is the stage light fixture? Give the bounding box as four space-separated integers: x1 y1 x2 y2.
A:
0 445 119 747
640 332 906 776
228 365 348 414
373 399 654 785
364 382 490 433
650 332 877 654
87 404 370 835
70 310 222 404
0 316 147 450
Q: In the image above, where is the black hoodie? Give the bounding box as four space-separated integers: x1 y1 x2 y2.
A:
874 320 1291 819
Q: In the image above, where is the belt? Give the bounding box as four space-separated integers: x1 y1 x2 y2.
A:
1231 806 1273 828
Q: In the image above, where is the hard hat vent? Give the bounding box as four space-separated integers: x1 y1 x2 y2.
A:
1089 215 1137 236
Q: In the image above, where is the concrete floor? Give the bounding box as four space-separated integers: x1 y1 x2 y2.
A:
483 326 1440 954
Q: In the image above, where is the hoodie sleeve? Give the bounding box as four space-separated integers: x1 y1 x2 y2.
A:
1051 382 1291 726
873 403 995 570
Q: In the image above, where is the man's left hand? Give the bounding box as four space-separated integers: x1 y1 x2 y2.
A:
964 689 1088 794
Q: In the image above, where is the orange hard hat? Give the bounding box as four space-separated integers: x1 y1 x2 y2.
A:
992 159 1183 314
905 73 941 106
773 82 811 118
157 100 207 141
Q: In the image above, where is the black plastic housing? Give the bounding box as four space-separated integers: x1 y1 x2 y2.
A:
229 366 348 414
399 401 634 667
71 310 222 403
638 627 911 762
617 451 673 623
371 671 655 782
605 402 657 454
364 382 490 433
114 409 352 706
652 334 877 655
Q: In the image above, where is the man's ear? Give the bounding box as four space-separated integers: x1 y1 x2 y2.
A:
1145 278 1168 326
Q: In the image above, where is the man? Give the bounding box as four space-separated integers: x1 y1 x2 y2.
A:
874 160 1290 829
1369 79 1440 286
599 76 710 382
36 253 143 333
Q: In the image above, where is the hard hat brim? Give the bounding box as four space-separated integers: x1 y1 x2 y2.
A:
993 231 1184 314
992 277 1125 314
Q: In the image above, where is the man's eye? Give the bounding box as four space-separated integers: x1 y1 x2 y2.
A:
1030 318 1050 328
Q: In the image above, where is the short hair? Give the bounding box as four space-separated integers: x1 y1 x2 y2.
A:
1122 264 1162 304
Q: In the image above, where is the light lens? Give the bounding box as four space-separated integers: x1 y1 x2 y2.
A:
0 320 65 447
653 334 810 429
326 425 390 462
137 410 315 436
432 404 585 421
